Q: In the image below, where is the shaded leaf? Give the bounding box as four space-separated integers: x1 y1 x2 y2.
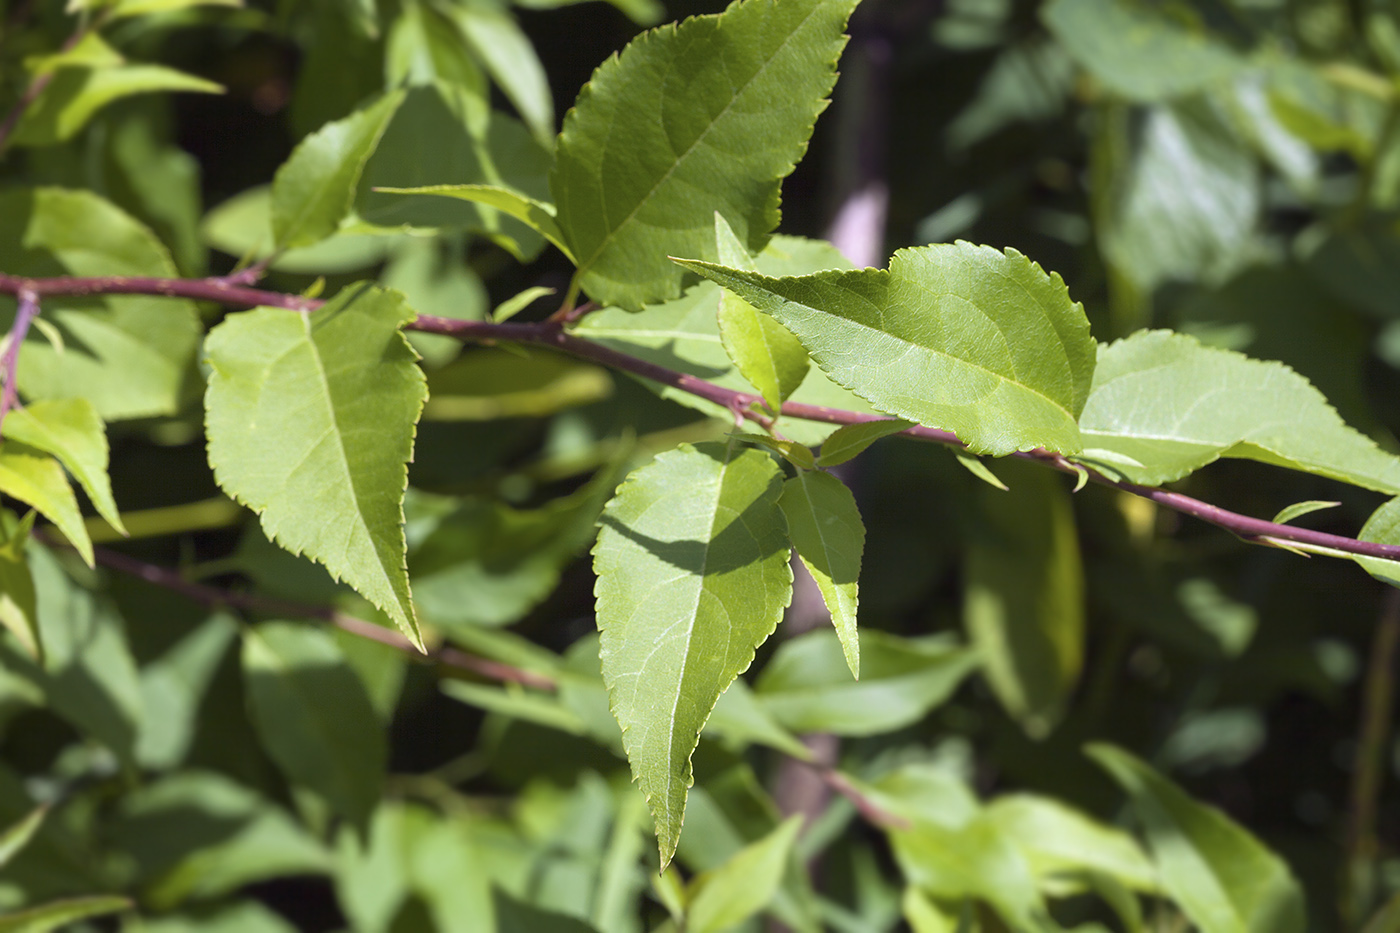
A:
1271 500 1340 525
704 677 810 759
593 442 792 865
137 614 238 770
964 458 1084 737
242 622 387 830
0 512 38 660
779 469 862 676
443 5 554 145
816 419 913 467
204 283 426 647
3 399 123 535
732 433 815 470
714 213 810 412
1086 744 1305 933
553 0 856 309
756 629 976 736
374 185 572 261
955 452 1009 491
272 91 405 250
985 794 1158 892
0 896 131 933
677 242 1094 456
0 807 46 869
1079 331 1400 493
0 444 90 566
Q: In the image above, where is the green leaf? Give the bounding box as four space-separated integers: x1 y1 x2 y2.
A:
0 513 39 660
1271 500 1341 525
137 613 238 770
1041 0 1244 102
714 214 810 412
0 896 132 933
441 679 586 734
1078 331 1400 493
677 242 1095 456
1356 498 1400 587
374 185 573 262
385 0 487 94
731 433 815 470
9 62 222 147
593 442 792 866
815 419 913 467
0 188 201 421
704 677 810 759
778 470 862 676
493 286 557 322
441 5 555 145
1086 744 1306 933
202 185 400 274
755 630 977 736
964 458 1083 738
109 0 243 16
0 806 46 869
955 452 1009 491
985 794 1158 893
685 815 803 933
272 91 405 250
577 235 875 446
0 444 91 566
242 622 387 830
204 283 426 648
553 0 857 309
3 400 123 535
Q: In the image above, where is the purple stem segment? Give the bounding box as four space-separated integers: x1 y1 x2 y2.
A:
4 273 1400 562
0 288 38 435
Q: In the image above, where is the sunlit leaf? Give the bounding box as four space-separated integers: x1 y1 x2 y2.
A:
685 815 803 933
3 400 123 535
779 469 862 676
815 419 914 467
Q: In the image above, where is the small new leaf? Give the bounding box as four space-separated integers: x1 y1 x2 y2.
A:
816 419 914 467
779 470 862 677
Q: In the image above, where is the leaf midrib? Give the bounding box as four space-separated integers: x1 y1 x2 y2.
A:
571 1 829 278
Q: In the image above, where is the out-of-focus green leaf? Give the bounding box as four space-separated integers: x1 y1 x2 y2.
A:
704 677 809 759
1097 101 1259 294
0 188 201 420
756 630 976 736
3 400 123 535
205 283 426 647
678 242 1094 456
553 0 856 310
440 4 554 145
1087 744 1305 933
578 235 871 446
1357 498 1400 586
0 513 37 661
779 470 862 676
242 622 387 830
955 452 1009 491
1041 0 1244 101
1079 331 1400 493
203 185 399 274
386 0 487 95
0 807 46 869
9 51 222 147
407 462 616 630
714 214 810 412
109 770 331 908
816 419 913 467
685 815 802 933
964 459 1083 737
985 794 1157 892
132 901 298 933
371 185 571 261
137 614 237 770
593 442 792 866
0 895 131 932
422 348 611 421
110 0 242 16
442 679 585 734
0 444 90 566
271 92 404 250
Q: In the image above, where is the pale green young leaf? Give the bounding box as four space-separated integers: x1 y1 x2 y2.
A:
3 400 123 535
1357 499 1400 587
272 91 405 250
704 677 810 759
9 65 222 147
755 630 977 736
374 184 573 261
1041 0 1244 102
0 513 38 661
0 445 91 566
553 0 856 309
23 33 123 74
441 679 586 735
442 5 554 145
685 815 803 933
0 896 132 933
964 459 1083 738
593 442 792 866
731 433 815 470
110 0 242 15
243 622 387 830
203 185 400 275
1079 331 1400 493
577 235 875 445
955 452 1008 491
1271 500 1341 525
0 806 46 869
493 286 557 322
816 419 914 467
985 794 1158 893
204 284 426 647
779 470 862 677
1087 744 1306 933
714 213 810 411
1 188 201 420
677 242 1095 456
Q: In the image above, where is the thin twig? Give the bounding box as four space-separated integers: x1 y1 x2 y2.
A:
0 289 38 434
5 273 1400 562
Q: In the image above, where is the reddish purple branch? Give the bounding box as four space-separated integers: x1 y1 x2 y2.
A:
6 273 1400 562
0 289 38 434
